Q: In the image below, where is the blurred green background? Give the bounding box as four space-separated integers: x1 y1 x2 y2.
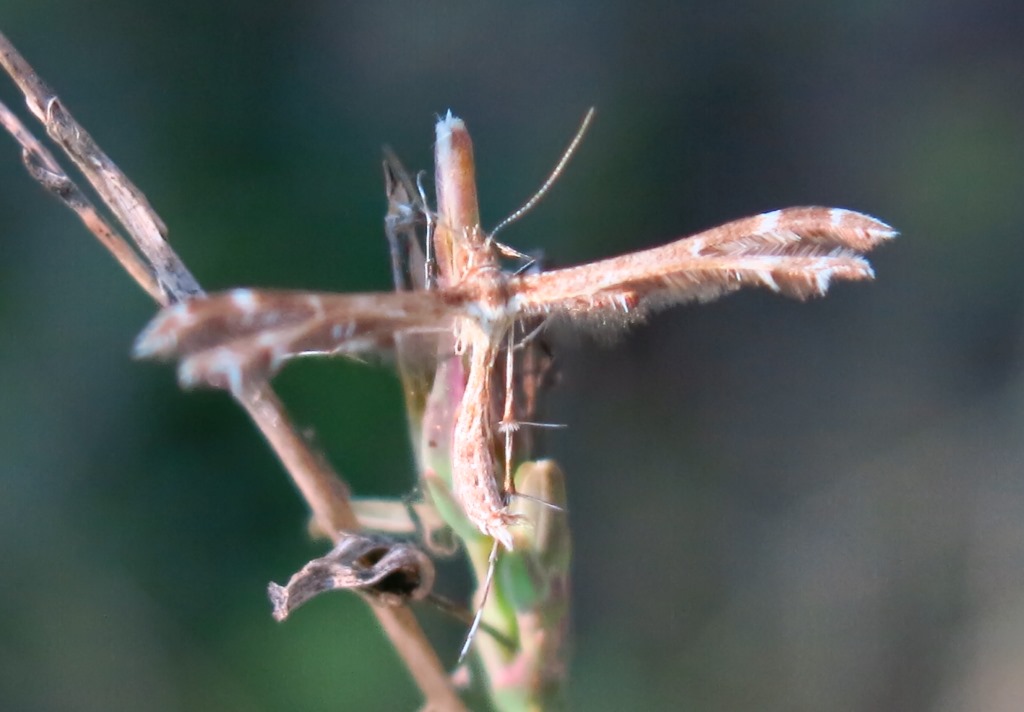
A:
2 2 1023 710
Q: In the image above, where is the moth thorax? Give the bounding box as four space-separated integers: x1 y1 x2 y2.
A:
464 271 511 332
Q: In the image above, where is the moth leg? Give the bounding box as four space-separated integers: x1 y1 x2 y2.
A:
500 328 518 498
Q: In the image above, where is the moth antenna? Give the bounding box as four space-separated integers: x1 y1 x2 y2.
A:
416 170 439 289
488 107 595 240
458 538 501 664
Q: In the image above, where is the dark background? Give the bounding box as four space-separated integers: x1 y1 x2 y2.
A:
2 2 1023 710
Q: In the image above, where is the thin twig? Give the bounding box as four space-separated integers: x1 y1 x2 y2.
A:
0 29 464 711
0 32 199 300
0 98 162 301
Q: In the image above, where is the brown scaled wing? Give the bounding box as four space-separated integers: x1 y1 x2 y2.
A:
134 289 461 394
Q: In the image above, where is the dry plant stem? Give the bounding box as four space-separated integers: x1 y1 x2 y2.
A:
0 31 199 300
0 98 161 301
245 386 463 710
435 117 520 551
433 113 480 284
240 385 359 534
0 30 464 711
433 119 523 678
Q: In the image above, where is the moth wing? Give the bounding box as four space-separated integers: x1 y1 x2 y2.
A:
510 207 895 328
134 288 459 394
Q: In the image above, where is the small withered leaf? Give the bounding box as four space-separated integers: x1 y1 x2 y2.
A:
268 532 435 621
